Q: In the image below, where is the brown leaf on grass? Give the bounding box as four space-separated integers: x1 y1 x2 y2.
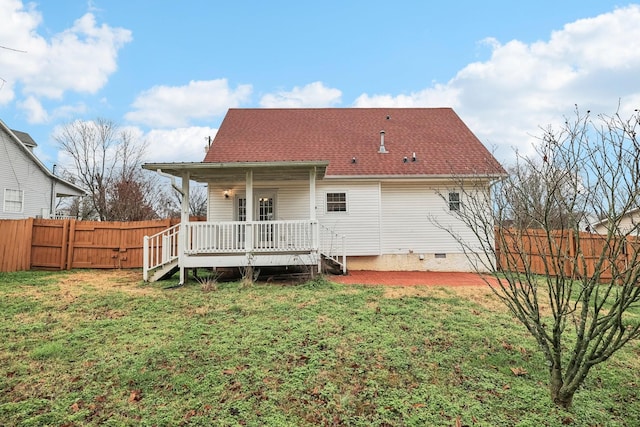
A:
502 341 513 351
562 416 574 424
503 384 511 390
222 368 236 375
128 390 142 402
70 402 81 412
455 415 462 427
412 403 425 408
510 367 528 376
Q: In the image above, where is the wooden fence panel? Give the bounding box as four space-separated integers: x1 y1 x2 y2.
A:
66 219 173 269
31 219 67 270
119 220 172 268
496 228 632 282
1 218 181 271
0 219 33 272
69 221 122 268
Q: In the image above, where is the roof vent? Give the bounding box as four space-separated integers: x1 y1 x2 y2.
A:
379 130 388 154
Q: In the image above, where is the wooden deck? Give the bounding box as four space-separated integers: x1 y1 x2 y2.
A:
143 220 346 282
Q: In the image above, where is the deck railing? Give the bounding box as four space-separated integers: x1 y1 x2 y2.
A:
185 220 317 254
319 224 347 274
143 223 180 281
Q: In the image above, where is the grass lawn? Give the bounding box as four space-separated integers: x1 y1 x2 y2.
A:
0 270 639 426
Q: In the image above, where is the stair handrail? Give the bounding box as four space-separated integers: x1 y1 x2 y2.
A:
143 223 181 281
319 223 347 274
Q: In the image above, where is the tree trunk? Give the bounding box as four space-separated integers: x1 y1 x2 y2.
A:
552 389 574 410
550 367 574 409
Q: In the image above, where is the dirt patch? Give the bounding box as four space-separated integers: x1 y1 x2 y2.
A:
55 270 157 296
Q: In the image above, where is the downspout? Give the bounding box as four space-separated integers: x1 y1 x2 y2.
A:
50 164 57 219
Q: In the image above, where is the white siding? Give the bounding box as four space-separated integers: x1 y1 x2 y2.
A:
316 180 381 255
204 177 488 261
273 181 309 220
207 180 311 221
0 128 52 219
208 183 238 221
380 182 484 254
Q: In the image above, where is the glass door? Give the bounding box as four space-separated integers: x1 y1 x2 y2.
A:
256 194 275 248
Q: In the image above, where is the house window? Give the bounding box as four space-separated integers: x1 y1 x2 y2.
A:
448 192 461 211
4 189 24 213
237 197 246 221
326 192 347 212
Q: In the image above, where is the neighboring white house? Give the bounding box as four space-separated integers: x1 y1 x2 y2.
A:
591 207 640 236
0 118 85 220
142 108 505 283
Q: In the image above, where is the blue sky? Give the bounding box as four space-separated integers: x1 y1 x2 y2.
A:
1 0 639 169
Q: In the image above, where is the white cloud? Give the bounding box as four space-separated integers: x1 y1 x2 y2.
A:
17 96 48 123
0 1 131 107
260 81 341 107
145 126 219 163
352 5 640 164
125 79 252 128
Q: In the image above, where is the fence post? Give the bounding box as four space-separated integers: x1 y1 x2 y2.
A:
60 219 70 270
25 218 34 271
66 219 77 270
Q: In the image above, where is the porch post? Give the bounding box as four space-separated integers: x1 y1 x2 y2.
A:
179 171 190 285
246 169 254 249
310 167 320 273
245 170 254 277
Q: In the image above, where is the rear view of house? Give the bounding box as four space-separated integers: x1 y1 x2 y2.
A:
0 119 85 220
143 108 504 283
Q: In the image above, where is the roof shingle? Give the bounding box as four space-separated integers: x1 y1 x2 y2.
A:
204 108 504 177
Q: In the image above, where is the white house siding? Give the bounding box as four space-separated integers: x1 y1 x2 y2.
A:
207 180 311 221
205 178 489 272
207 183 236 221
373 182 486 271
593 210 640 236
380 182 465 254
0 129 52 219
316 180 381 256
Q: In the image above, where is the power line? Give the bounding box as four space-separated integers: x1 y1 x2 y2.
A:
0 45 27 53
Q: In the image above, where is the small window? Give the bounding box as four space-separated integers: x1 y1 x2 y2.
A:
326 192 347 212
448 192 460 211
4 189 24 213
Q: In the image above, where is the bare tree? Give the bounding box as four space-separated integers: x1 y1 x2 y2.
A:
436 107 640 409
55 118 161 221
167 184 208 218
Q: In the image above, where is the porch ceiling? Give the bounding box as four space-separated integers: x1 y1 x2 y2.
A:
142 161 329 182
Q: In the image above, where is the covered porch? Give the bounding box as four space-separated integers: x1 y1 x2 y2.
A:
142 161 346 284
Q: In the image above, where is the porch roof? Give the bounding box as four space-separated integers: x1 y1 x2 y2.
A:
142 160 329 182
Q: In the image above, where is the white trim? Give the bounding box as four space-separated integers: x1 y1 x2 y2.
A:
325 191 348 214
3 188 24 213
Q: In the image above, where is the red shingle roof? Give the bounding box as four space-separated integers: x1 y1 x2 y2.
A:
204 108 504 177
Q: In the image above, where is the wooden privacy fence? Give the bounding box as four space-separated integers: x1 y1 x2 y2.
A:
496 228 634 282
0 218 182 272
